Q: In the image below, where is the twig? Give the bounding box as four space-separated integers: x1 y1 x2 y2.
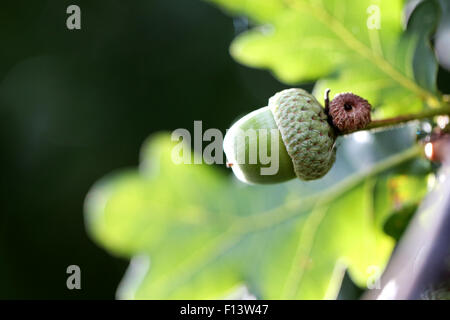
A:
342 103 450 135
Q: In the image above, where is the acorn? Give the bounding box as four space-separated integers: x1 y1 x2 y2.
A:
223 88 337 184
223 88 372 184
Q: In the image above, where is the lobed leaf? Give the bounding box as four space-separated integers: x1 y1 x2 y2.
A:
85 130 428 299
209 0 442 116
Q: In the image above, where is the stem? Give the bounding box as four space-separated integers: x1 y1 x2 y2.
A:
343 103 450 135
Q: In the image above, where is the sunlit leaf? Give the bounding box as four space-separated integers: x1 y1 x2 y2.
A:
85 131 427 299
208 0 442 116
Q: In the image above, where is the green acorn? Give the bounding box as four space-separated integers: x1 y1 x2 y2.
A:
223 88 337 184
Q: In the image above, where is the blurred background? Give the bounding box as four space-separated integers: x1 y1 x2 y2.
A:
1 0 449 299
0 0 294 299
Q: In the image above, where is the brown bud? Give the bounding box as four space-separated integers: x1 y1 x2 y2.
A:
328 92 372 133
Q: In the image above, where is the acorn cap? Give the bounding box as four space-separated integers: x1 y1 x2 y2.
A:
269 88 336 180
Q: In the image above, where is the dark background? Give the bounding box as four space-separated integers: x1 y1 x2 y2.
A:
1 0 449 300
0 0 291 299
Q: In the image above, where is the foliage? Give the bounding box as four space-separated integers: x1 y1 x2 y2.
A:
208 0 442 116
85 130 430 299
84 0 445 299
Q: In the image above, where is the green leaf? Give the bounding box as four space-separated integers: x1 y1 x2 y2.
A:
209 0 441 117
84 131 427 299
405 0 440 94
435 0 450 70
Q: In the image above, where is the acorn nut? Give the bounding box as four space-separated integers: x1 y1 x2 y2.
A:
223 88 337 184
